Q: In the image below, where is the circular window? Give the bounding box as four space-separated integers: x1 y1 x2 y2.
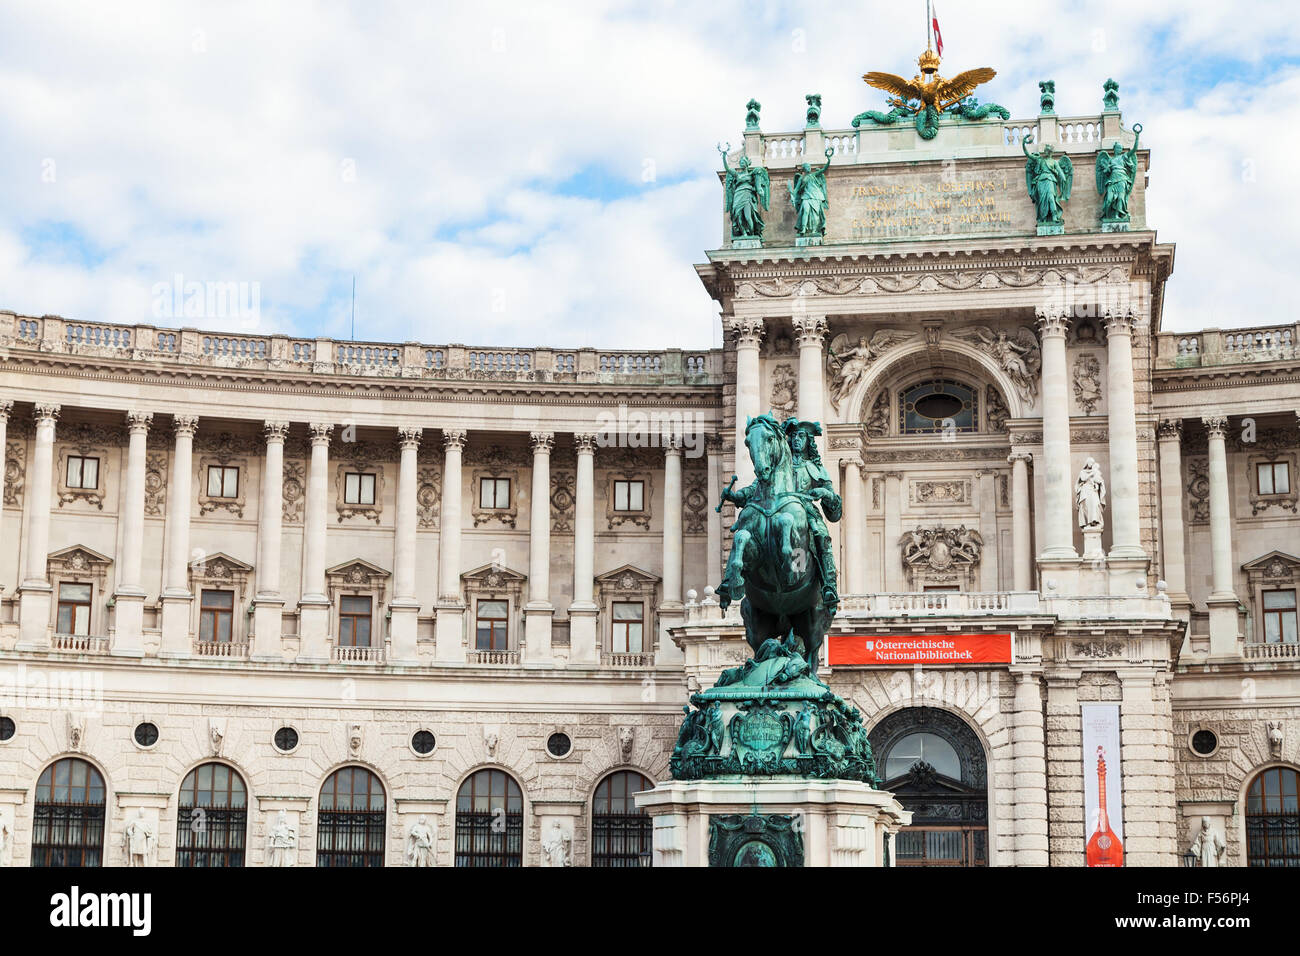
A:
546 732 573 758
411 730 436 755
913 392 964 420
0 716 14 741
133 722 159 748
1190 729 1218 757
273 727 300 753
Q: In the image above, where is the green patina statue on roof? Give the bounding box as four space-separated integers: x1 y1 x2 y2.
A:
1023 134 1073 233
1096 123 1142 225
720 146 771 240
787 149 833 240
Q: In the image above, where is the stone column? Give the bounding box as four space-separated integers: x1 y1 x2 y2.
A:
705 436 724 589
1156 421 1189 613
524 431 555 663
977 469 999 592
251 421 289 660
1037 309 1076 560
1008 451 1034 592
434 430 466 663
389 426 422 664
160 415 198 655
732 318 765 487
18 403 59 649
0 401 10 591
883 472 904 592
658 441 685 664
1010 670 1048 865
842 458 866 594
568 433 599 664
113 410 152 656
1105 311 1145 559
793 314 827 452
1203 416 1239 657
297 423 332 662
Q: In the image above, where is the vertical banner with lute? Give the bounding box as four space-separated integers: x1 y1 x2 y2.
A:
1081 703 1124 866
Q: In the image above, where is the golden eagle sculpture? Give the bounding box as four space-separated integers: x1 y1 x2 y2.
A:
853 49 1007 140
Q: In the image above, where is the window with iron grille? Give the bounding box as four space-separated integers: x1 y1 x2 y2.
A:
65 455 100 490
1246 767 1300 867
592 770 653 867
56 582 92 636
176 762 248 867
206 464 239 498
455 769 523 867
32 757 106 867
317 767 386 867
199 589 235 642
338 595 373 647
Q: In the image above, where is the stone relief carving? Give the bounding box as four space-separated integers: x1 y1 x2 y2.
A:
949 325 1041 404
282 460 305 522
348 723 363 756
899 525 983 573
144 452 167 516
769 362 797 417
683 470 708 534
1267 721 1284 759
911 479 970 505
827 329 917 412
1072 352 1103 414
405 815 436 867
484 727 499 757
4 440 24 507
266 810 297 867
0 809 12 868
1073 640 1124 658
1185 457 1210 524
865 391 890 438
417 466 441 528
208 717 226 756
986 386 1009 433
551 470 575 532
67 713 86 752
733 265 1127 302
618 726 635 761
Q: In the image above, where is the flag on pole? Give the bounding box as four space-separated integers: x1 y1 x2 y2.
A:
932 4 944 56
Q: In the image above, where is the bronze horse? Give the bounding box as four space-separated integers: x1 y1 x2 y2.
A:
718 414 832 670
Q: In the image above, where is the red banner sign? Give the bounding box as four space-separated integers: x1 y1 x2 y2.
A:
828 633 1013 666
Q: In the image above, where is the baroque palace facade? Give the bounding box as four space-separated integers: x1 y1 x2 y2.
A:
1 73 1299 868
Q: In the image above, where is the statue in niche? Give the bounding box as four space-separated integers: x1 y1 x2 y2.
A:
0 813 12 867
1188 816 1225 867
720 148 771 240
266 810 298 867
1076 457 1107 531
788 148 834 239
122 809 156 867
405 815 436 867
1022 135 1073 226
1095 125 1142 223
542 821 572 867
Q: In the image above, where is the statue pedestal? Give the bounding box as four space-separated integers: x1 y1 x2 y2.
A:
794 236 822 247
634 779 910 867
730 237 762 249
1036 223 1064 236
1101 219 1130 232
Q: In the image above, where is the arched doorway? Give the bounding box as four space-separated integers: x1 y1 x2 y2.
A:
32 757 106 867
455 768 523 867
316 767 386 867
591 770 653 867
869 708 989 867
1245 766 1300 866
176 762 248 867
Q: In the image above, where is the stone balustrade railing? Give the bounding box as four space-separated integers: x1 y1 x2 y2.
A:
466 649 521 665
1155 325 1300 369
1243 642 1300 661
0 312 721 386
836 591 1043 615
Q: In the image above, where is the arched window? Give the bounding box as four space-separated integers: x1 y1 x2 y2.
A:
1246 767 1300 866
317 767 386 867
32 757 106 867
455 769 523 867
176 763 247 867
898 379 978 435
592 770 653 867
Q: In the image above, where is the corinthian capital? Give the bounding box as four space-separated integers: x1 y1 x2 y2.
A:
172 414 199 438
442 429 467 451
729 317 766 349
574 433 598 454
1202 416 1229 440
263 420 290 442
397 426 422 451
308 422 334 445
791 315 828 347
125 410 153 434
34 403 61 424
530 431 555 454
1103 309 1135 336
1156 419 1183 441
1035 306 1070 339
0 399 13 422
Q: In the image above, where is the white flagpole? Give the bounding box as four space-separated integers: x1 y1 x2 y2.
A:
927 0 933 50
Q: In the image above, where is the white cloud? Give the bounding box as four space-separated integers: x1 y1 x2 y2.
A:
0 0 1296 347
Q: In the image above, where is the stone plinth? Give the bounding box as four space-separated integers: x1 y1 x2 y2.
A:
635 779 910 867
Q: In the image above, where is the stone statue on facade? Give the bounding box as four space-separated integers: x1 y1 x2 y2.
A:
405 815 436 867
1095 124 1142 224
0 813 11 867
542 820 572 867
1188 816 1225 867
1076 457 1107 531
122 808 156 867
826 329 916 411
720 148 771 241
949 325 1041 403
1022 136 1073 230
266 809 297 867
788 148 833 240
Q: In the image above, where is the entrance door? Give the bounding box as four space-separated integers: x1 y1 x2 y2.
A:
869 708 989 867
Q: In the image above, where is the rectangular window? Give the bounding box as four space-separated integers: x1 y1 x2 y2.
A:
339 595 373 647
475 600 508 650
56 582 92 635
613 479 645 512
344 472 376 505
206 465 239 498
65 455 100 490
199 589 235 643
1258 461 1291 496
479 477 511 510
1263 589 1298 644
611 601 644 653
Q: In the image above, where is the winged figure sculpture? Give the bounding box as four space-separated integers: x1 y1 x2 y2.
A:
854 49 997 140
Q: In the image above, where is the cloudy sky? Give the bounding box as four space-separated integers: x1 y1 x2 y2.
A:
0 1 1295 350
